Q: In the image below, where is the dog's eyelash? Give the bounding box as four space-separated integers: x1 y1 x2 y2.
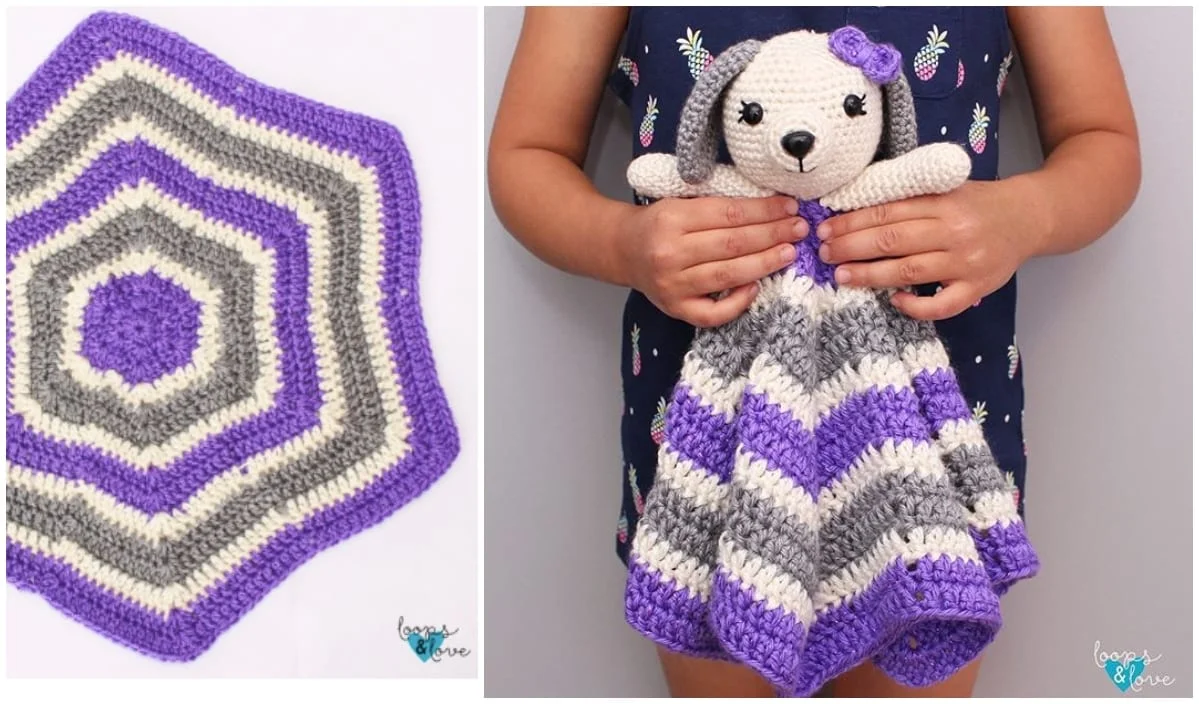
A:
843 93 867 117
738 101 764 125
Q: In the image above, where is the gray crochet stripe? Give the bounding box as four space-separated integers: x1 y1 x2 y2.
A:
943 444 1009 503
639 481 723 568
643 468 970 591
9 84 134 197
8 485 175 585
640 466 822 595
721 482 819 593
744 285 938 399
25 208 259 447
879 290 940 347
817 470 968 578
688 305 763 386
676 39 762 185
752 296 818 387
811 299 914 383
688 279 914 401
7 74 399 586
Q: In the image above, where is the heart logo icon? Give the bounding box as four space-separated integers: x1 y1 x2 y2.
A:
407 630 445 663
1104 657 1146 692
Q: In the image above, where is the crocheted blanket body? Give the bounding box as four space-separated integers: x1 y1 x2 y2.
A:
6 12 459 660
625 200 1040 696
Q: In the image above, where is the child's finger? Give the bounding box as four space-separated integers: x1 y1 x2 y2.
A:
683 243 796 296
832 252 953 289
815 196 939 241
890 282 973 321
680 195 799 232
682 217 806 266
683 283 759 328
818 218 946 264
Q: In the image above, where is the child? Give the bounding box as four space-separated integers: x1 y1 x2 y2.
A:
489 7 1139 697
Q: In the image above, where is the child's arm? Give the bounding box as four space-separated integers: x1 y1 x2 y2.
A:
813 7 1140 321
488 7 633 285
488 8 805 328
820 143 972 212
1001 6 1141 256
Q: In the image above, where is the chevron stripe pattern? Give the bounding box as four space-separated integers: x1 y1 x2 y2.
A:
625 199 1039 696
6 13 459 660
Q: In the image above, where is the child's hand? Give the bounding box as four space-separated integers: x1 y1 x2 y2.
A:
812 180 1046 321
616 195 808 327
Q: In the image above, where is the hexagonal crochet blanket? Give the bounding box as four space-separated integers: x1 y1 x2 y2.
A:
6 12 459 660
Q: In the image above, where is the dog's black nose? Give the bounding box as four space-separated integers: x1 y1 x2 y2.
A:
781 131 816 160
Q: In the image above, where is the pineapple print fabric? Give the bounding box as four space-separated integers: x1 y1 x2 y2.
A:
969 103 991 153
913 25 950 81
638 98 659 148
609 7 1028 582
676 27 715 79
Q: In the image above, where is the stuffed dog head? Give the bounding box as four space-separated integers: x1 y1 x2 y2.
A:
677 27 916 200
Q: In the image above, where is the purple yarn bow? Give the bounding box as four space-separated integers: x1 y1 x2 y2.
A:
828 26 902 84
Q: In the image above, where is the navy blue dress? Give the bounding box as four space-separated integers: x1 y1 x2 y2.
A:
609 7 1025 566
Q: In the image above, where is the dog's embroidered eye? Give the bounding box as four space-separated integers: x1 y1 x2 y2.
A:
738 101 764 125
843 94 867 117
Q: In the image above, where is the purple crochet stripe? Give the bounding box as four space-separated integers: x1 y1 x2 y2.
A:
7 12 459 660
971 522 1040 593
625 558 724 657
7 15 402 157
664 381 738 479
735 390 818 486
739 385 937 488
8 139 322 513
667 379 946 492
802 556 1000 694
710 568 809 692
792 200 837 284
910 368 974 428
627 551 1004 697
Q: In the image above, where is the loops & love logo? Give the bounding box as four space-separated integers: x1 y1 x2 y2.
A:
398 616 472 664
1094 640 1176 693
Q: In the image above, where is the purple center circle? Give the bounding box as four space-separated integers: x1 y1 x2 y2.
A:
80 271 202 384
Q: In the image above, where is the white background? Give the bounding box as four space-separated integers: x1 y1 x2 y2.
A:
6 6 479 678
483 6 1193 698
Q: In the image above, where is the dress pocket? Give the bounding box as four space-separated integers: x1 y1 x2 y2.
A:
845 7 964 100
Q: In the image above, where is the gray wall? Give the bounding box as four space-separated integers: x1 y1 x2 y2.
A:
484 7 1192 697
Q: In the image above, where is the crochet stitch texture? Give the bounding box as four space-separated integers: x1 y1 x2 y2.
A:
623 27 1039 696
6 12 459 660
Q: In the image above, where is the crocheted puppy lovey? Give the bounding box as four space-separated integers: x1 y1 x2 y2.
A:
623 27 1039 697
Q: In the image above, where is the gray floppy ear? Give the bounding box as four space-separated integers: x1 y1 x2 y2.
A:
876 72 919 160
676 39 762 184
